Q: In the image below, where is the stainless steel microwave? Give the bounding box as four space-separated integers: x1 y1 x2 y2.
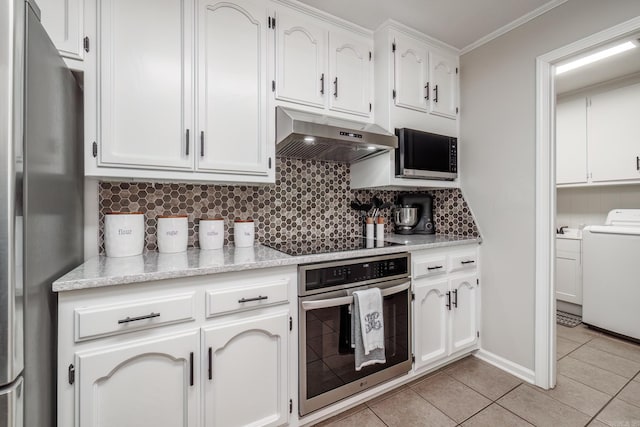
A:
394 128 458 180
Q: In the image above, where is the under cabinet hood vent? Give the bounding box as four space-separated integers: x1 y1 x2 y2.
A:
276 107 397 163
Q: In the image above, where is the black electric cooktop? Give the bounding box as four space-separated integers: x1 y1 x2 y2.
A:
265 236 402 256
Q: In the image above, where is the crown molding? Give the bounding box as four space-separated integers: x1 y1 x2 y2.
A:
461 0 569 55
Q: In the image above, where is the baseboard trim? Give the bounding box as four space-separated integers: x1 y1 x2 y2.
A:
474 349 536 384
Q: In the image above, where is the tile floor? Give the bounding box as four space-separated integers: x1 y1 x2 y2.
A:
315 324 640 427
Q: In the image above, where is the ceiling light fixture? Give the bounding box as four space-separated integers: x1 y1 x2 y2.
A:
303 136 315 143
366 146 376 150
556 41 637 75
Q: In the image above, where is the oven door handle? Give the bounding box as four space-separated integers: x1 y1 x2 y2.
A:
301 282 411 311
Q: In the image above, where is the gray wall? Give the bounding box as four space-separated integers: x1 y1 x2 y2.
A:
460 0 640 370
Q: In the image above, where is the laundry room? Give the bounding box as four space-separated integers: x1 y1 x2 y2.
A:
554 36 640 337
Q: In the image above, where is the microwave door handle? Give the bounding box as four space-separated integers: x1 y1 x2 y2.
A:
300 282 410 311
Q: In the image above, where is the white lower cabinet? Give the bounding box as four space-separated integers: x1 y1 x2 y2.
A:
556 238 582 305
412 246 479 372
76 330 199 427
203 309 289 427
449 274 479 355
58 267 296 427
414 279 449 368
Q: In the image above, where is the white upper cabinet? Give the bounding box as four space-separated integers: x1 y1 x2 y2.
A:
274 8 326 108
556 81 640 187
588 82 640 183
38 0 85 60
391 32 458 121
556 98 588 185
90 0 274 182
394 34 429 112
429 51 458 119
271 4 373 119
328 30 372 117
196 0 269 176
98 0 193 170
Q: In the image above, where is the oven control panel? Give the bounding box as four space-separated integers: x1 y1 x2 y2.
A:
302 254 410 294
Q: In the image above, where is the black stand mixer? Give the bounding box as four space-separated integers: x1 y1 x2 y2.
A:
394 194 436 235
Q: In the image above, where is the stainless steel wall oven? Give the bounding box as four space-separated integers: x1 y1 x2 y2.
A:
298 253 412 416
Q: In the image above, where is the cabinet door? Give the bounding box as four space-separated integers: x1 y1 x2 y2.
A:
99 0 193 170
414 279 449 370
275 8 326 108
203 309 289 427
328 30 372 117
556 243 582 304
38 0 84 60
450 274 478 355
394 35 429 112
556 98 588 184
429 51 457 119
76 331 199 427
589 83 640 183
196 0 269 176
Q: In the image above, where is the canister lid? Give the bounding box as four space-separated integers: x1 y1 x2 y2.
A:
234 219 254 223
200 217 224 221
157 215 188 219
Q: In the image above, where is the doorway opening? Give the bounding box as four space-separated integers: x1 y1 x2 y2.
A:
535 16 640 389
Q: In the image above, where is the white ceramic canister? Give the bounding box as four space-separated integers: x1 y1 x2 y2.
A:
104 212 145 257
157 215 189 253
233 219 255 248
199 217 224 250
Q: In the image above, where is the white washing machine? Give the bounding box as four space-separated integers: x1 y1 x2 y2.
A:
582 209 640 340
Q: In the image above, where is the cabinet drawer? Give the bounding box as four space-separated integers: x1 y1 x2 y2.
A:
206 279 290 317
413 255 448 279
449 252 478 272
557 238 581 253
74 293 196 342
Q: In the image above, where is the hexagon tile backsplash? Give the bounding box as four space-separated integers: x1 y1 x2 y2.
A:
98 158 479 253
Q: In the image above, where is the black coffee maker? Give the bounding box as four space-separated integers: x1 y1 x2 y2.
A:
394 194 436 235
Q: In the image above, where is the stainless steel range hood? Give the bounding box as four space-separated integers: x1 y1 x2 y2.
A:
276 107 397 163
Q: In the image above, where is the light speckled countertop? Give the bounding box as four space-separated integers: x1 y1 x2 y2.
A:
53 234 481 292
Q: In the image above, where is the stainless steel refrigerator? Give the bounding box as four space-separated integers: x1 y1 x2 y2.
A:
1 0 83 426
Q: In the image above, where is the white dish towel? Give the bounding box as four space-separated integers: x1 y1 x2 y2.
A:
352 288 386 371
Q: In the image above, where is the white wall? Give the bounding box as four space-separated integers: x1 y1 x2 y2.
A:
460 0 640 371
557 185 640 228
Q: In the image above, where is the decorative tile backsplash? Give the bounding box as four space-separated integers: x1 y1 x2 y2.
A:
98 158 479 253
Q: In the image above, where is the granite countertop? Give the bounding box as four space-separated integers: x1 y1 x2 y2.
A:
52 234 481 292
